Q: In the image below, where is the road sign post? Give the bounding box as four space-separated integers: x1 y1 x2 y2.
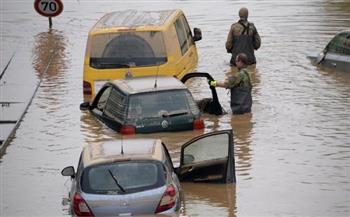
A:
34 0 63 28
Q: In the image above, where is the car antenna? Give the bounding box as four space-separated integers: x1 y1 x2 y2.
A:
121 139 124 155
154 64 159 88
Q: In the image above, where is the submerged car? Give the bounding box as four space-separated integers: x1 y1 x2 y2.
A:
80 76 204 134
83 9 202 99
61 130 235 216
308 30 350 72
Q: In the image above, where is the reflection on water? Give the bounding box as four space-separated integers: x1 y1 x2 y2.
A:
80 111 119 143
231 114 253 179
32 29 68 79
182 183 236 217
32 29 69 114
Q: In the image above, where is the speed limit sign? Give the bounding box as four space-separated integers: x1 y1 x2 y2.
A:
34 0 63 17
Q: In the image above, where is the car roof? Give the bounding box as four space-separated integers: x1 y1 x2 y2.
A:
109 76 188 94
333 29 350 38
81 139 164 167
90 10 181 34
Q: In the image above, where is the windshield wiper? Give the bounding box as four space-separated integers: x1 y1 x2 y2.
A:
163 110 188 117
108 169 126 192
101 63 130 68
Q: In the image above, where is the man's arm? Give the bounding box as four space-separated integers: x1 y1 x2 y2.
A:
225 25 234 53
210 74 242 89
253 25 261 50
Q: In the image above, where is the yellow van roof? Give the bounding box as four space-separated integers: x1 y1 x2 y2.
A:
91 10 180 33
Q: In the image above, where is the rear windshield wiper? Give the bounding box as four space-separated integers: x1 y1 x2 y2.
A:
108 169 126 192
163 110 188 117
101 63 130 68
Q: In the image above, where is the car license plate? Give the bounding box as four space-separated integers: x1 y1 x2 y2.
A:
94 80 108 93
118 213 132 216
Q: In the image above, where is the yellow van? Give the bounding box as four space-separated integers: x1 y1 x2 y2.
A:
83 9 202 99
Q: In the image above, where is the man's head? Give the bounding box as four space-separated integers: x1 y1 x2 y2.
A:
235 53 248 69
239 7 249 20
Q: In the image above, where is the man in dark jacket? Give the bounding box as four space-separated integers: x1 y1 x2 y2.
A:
226 7 261 66
210 53 252 114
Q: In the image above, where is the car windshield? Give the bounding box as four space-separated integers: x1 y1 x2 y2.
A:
127 90 199 122
89 32 167 69
82 161 165 194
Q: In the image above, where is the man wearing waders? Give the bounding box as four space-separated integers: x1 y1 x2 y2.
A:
226 7 261 66
209 53 252 114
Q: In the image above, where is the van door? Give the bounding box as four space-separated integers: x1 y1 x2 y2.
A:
174 15 199 77
176 130 236 183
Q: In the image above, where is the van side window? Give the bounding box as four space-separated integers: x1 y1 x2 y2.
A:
175 16 189 55
180 15 194 46
104 88 127 122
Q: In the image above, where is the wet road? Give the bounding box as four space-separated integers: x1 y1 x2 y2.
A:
1 0 350 216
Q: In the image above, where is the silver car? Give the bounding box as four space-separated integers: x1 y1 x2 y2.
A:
61 130 235 216
308 30 350 72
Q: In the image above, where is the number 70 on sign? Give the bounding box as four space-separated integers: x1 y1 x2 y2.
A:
34 0 63 17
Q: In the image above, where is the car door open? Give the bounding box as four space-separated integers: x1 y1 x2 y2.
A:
181 72 225 115
176 130 235 183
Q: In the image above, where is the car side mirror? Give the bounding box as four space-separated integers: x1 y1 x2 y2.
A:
61 166 75 178
80 102 91 111
193 28 202 41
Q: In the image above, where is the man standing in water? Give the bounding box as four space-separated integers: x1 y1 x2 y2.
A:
226 7 261 66
209 53 252 114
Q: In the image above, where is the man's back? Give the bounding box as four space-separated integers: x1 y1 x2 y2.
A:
225 8 261 66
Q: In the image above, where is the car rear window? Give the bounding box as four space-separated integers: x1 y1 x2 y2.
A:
81 160 165 194
104 88 127 122
89 32 167 69
127 90 199 122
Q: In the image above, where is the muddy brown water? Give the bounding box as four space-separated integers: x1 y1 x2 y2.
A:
1 0 350 216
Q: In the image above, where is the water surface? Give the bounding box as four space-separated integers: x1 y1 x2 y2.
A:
1 0 349 216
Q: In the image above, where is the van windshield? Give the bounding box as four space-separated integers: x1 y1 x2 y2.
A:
89 32 167 69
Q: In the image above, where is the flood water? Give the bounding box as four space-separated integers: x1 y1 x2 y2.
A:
1 0 350 216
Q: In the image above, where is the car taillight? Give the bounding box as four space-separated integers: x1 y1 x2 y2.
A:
83 81 92 95
120 125 136 135
155 184 177 213
73 193 94 217
193 118 204 129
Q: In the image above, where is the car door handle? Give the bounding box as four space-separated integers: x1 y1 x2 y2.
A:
187 166 194 172
331 62 337 67
181 166 194 175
